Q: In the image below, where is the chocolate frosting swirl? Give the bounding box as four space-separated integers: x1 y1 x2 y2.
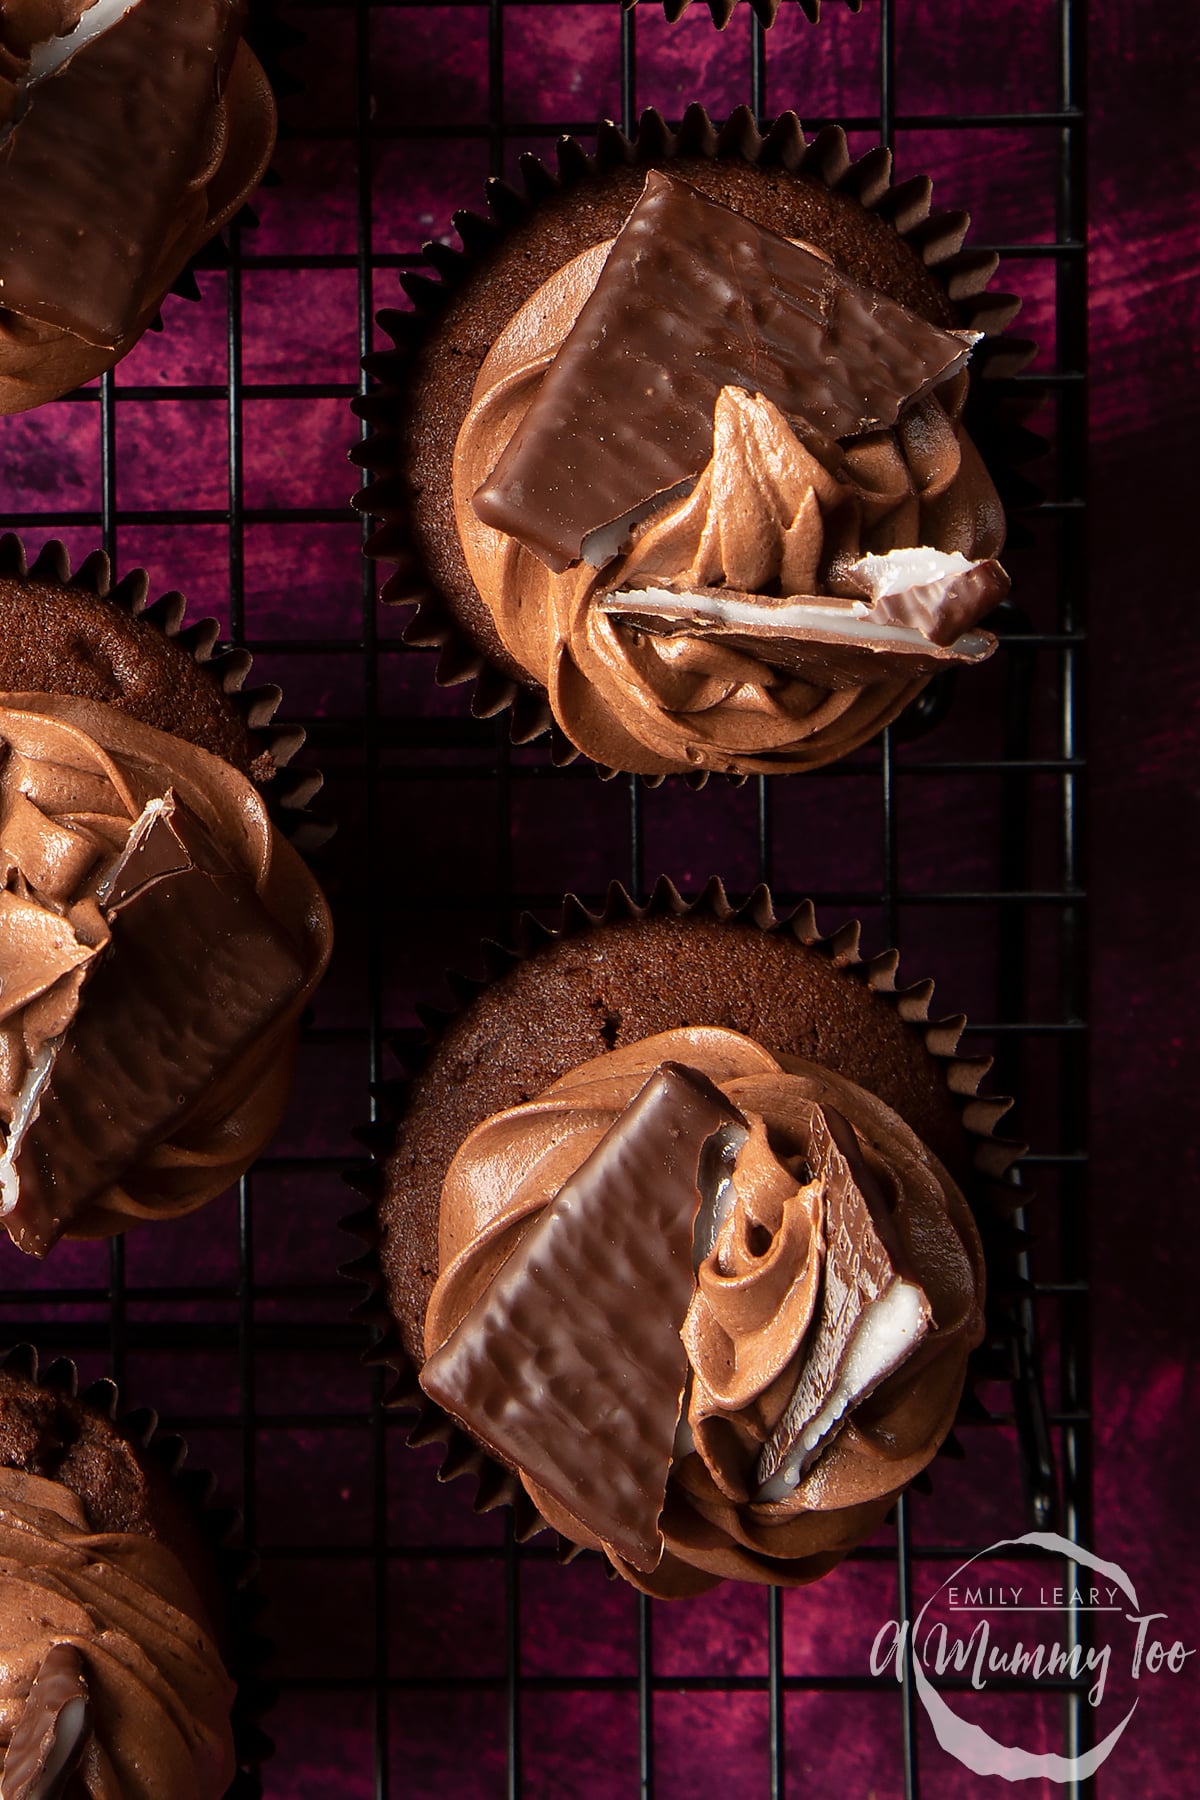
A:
0 693 332 1256
0 1466 234 1797
453 238 1006 775
424 1027 984 1597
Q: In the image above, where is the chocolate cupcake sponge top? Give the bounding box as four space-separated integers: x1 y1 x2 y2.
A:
0 535 300 791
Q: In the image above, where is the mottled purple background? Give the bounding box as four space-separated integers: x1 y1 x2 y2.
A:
0 0 1195 1794
1088 3 1198 1792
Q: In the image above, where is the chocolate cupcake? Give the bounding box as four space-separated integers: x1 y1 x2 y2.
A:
0 536 323 812
0 0 276 414
0 1345 255 1798
347 881 1021 1598
354 107 1027 775
0 537 332 1258
0 537 308 797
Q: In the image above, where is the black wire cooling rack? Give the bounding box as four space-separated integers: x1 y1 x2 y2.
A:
0 1 1089 1795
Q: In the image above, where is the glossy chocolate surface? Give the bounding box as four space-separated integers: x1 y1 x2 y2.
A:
754 1106 930 1489
421 1064 744 1571
600 582 996 685
456 261 1005 774
0 695 332 1257
0 1642 89 1800
473 171 975 572
0 0 244 347
11 795 308 1247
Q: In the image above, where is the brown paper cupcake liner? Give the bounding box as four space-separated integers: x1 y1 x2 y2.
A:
0 1341 272 1797
627 0 860 28
341 876 1041 1556
0 533 329 851
351 104 1038 770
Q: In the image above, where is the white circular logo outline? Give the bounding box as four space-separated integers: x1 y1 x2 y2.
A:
909 1530 1140 1783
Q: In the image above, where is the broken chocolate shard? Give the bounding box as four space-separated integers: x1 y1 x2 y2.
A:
755 1107 931 1501
601 583 996 688
7 790 307 1254
421 1063 746 1572
843 548 1010 646
693 1121 750 1267
0 1641 91 1800
96 794 192 911
0 0 244 345
473 170 977 572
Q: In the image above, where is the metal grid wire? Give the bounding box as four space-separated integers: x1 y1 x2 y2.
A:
0 0 1088 1794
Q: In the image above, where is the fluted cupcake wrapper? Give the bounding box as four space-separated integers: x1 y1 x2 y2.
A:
341 875 1051 1563
0 533 330 851
625 0 860 29
0 1342 273 1797
351 104 1041 774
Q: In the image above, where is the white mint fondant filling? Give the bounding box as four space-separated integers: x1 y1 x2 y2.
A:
846 546 978 599
95 793 170 905
580 480 695 570
0 0 137 149
672 1383 696 1462
25 0 138 84
605 586 992 659
0 796 154 1214
0 1039 58 1217
26 1692 89 1799
754 1277 929 1503
669 1125 748 1468
691 1123 748 1269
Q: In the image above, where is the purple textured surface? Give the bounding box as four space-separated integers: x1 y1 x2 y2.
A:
1089 2 1198 1784
0 0 1194 1795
